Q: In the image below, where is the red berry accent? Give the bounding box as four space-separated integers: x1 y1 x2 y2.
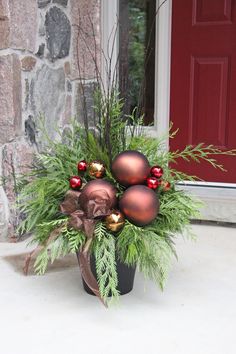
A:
69 176 82 190
77 160 87 172
146 176 160 190
150 165 163 179
161 180 171 191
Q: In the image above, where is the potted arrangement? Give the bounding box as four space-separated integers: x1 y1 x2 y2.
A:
18 87 235 306
18 17 236 306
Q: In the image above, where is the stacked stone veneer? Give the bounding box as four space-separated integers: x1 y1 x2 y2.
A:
0 0 100 240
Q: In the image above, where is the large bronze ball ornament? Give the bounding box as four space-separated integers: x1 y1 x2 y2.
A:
79 179 117 210
119 185 159 226
111 150 150 186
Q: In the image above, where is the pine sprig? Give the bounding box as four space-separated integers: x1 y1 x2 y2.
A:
138 231 174 290
64 228 85 253
94 221 108 241
156 189 202 235
16 114 235 301
34 248 49 275
169 143 236 171
93 222 119 303
26 217 85 275
17 121 88 236
116 221 175 289
117 221 145 266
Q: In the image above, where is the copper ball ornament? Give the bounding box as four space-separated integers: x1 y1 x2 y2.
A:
111 150 150 186
119 185 159 226
79 179 117 210
146 176 160 190
69 176 82 190
88 160 105 178
105 210 125 232
150 165 163 179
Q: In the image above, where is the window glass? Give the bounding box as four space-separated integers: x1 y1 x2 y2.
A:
119 0 156 125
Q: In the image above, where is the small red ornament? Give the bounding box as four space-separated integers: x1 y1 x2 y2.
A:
69 176 82 190
146 176 160 190
77 160 87 172
150 165 163 179
161 180 171 191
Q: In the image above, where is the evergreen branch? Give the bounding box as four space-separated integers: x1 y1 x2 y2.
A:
64 227 86 253
117 221 174 289
169 144 236 171
117 221 145 266
94 221 107 241
34 248 49 275
93 222 119 304
31 220 85 275
169 169 203 182
138 231 174 290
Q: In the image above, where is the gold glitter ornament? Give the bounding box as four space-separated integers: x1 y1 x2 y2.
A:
105 210 125 232
88 161 106 178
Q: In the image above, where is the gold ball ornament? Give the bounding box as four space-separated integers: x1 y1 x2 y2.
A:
111 150 150 186
105 210 125 232
119 185 159 226
88 160 105 178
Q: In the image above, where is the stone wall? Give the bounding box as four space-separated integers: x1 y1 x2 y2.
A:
0 0 100 241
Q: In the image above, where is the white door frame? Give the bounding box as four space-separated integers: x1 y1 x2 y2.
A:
156 0 236 223
100 0 236 222
100 0 119 92
155 0 172 146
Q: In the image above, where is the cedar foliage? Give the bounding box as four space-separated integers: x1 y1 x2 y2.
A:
17 109 236 304
17 16 236 303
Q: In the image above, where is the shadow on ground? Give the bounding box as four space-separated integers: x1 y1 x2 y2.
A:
3 253 78 275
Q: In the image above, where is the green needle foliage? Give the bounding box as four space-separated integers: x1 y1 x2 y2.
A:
17 96 236 303
93 222 119 304
14 13 236 304
29 219 85 275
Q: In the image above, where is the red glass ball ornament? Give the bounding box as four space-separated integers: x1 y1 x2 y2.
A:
69 176 82 190
112 150 150 186
146 176 159 190
150 165 163 179
77 160 87 172
119 185 159 226
161 180 171 191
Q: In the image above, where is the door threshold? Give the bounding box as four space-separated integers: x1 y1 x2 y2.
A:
177 183 236 223
191 219 236 228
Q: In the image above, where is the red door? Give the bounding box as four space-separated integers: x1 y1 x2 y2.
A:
170 0 236 183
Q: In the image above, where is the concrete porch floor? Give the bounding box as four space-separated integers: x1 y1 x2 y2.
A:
0 224 235 354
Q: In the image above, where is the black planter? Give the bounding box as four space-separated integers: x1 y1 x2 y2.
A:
78 254 136 296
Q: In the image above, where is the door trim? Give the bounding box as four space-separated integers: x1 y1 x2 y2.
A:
157 0 236 222
100 0 119 93
155 0 172 146
100 0 236 222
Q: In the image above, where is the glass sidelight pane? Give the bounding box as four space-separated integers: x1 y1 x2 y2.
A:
119 0 156 125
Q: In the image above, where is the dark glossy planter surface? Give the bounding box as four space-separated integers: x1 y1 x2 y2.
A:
78 254 136 296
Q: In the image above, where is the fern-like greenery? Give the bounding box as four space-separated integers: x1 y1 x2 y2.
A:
29 218 85 275
17 97 236 303
93 222 119 304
